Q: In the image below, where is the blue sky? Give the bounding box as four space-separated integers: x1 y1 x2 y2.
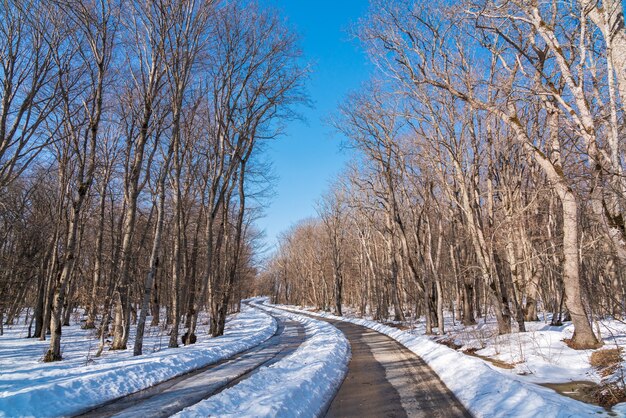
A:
256 0 372 251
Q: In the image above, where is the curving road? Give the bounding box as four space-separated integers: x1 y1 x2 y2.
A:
74 305 471 418
279 310 472 418
74 312 305 418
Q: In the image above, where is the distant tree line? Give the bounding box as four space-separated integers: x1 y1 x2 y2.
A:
262 0 626 349
0 0 306 361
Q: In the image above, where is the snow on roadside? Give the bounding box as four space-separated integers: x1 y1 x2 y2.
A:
271 303 613 418
174 302 350 418
0 305 277 418
428 315 603 385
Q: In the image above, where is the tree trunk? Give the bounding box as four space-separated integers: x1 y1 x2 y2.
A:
333 267 343 316
85 181 108 329
134 180 167 355
44 184 88 362
111 206 136 351
560 190 601 348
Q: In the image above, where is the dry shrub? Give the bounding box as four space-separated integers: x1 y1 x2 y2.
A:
593 383 626 408
439 338 462 350
587 348 626 408
590 348 623 378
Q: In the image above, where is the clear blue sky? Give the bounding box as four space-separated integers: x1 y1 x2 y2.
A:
256 0 372 251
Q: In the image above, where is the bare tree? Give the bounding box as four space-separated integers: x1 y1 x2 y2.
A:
185 1 307 339
356 0 600 348
0 1 60 190
110 0 169 351
317 185 348 316
44 0 116 361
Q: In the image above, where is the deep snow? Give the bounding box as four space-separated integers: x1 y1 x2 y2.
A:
0 305 276 417
174 301 350 418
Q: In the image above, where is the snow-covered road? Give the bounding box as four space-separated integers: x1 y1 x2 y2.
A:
260 304 470 418
272 303 618 418
174 303 349 417
77 313 306 417
1 302 350 418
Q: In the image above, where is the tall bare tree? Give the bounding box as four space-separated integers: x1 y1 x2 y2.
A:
44 0 116 361
0 1 60 190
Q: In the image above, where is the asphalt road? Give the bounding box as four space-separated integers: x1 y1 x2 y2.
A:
315 316 472 418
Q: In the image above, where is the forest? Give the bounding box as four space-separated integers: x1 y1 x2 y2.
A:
3 0 626 368
0 0 306 361
262 0 626 351
6 1 626 416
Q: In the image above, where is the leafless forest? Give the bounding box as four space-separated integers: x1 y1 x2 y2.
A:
3 0 626 368
0 0 306 361
262 0 626 350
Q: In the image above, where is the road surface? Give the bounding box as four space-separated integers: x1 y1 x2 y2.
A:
76 305 471 418
302 313 472 418
75 311 305 418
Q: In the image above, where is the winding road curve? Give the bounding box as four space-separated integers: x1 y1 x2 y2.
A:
319 317 471 418
75 305 471 417
75 311 305 418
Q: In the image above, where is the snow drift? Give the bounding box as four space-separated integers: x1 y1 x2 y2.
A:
0 305 276 417
175 302 350 418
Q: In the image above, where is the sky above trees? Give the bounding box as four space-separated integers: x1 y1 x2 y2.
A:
257 0 372 251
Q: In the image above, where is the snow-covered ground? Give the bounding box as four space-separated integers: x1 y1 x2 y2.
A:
0 305 277 417
434 315 616 384
6 296 623 418
297 304 626 386
271 302 621 417
175 300 350 418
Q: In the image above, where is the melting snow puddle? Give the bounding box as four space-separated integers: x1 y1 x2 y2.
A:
540 381 609 409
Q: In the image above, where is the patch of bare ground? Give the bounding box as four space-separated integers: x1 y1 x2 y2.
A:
438 338 462 350
436 338 516 369
462 347 516 370
540 382 601 406
544 348 626 409
544 380 625 410
562 337 603 350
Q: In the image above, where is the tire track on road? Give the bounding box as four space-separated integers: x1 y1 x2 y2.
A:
74 310 305 418
270 306 471 418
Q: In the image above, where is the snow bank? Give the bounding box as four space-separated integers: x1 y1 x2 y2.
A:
175 303 350 418
0 305 277 417
271 303 611 418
